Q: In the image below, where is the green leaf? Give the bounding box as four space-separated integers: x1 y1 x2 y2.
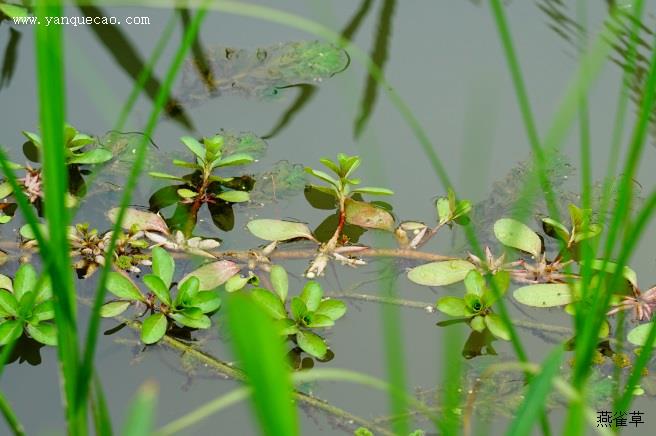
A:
148 172 185 182
351 186 394 196
344 199 394 231
172 159 198 169
225 293 299 436
436 296 469 317
305 168 339 188
170 309 211 329
573 223 602 243
627 323 656 346
300 281 323 311
0 3 28 18
436 198 451 225
13 263 37 301
277 318 300 335
494 218 542 257
217 190 250 203
0 320 23 345
251 289 287 320
22 130 42 146
0 290 18 317
30 300 55 322
319 158 340 174
307 314 334 328
189 291 222 313
143 275 172 306
407 260 476 286
106 272 144 301
68 149 113 165
26 322 57 346
541 217 570 242
270 265 289 303
151 246 175 289
215 153 254 168
463 270 485 296
315 299 347 321
174 276 199 308
224 274 251 293
0 181 13 200
180 136 206 161
296 330 328 359
513 283 575 307
177 188 198 199
99 301 131 318
140 313 168 344
470 315 485 332
484 314 510 340
247 219 315 241
180 261 240 291
290 297 307 321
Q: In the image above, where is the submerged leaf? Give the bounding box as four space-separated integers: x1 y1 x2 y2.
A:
344 198 394 231
247 219 315 242
513 283 575 307
407 260 476 287
177 41 349 106
494 218 542 257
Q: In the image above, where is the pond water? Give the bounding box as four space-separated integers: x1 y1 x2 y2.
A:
1 1 656 435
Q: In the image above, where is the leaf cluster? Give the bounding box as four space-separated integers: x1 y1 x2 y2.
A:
436 270 511 340
101 247 221 344
250 265 347 359
0 264 56 346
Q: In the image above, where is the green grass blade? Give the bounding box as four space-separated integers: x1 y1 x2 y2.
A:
76 4 208 417
0 391 24 436
91 373 113 436
506 347 564 436
488 0 559 220
225 293 299 436
122 381 158 436
33 0 84 432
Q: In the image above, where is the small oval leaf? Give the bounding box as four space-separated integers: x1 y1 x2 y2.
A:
513 283 574 307
296 330 327 359
108 208 169 234
99 301 131 318
141 313 168 344
247 219 316 242
106 272 144 301
407 260 476 287
344 199 394 231
494 218 542 257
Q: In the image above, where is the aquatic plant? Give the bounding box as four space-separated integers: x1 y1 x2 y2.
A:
101 247 222 344
0 264 56 346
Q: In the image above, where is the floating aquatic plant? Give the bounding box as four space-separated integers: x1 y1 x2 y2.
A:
101 247 223 344
0 264 56 346
149 133 256 235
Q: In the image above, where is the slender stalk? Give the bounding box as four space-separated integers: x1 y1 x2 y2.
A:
0 392 24 436
75 3 209 417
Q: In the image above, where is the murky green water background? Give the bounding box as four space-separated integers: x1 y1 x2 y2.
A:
2 1 656 434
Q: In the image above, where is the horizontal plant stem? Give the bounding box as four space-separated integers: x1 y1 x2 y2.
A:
326 292 572 335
